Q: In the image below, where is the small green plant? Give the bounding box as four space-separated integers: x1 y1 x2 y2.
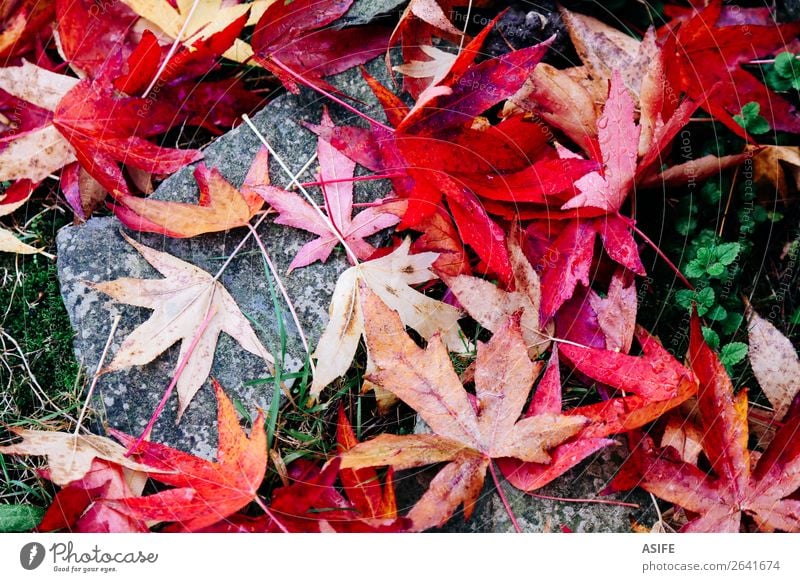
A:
682 241 740 279
733 102 770 135
671 229 747 369
765 52 800 92
700 326 748 371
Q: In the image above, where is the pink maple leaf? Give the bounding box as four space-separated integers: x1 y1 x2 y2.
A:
258 109 404 273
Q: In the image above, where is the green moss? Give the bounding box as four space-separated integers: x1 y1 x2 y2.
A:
0 209 79 418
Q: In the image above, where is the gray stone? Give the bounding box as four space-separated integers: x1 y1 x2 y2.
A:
395 438 654 533
343 0 408 26
56 59 392 456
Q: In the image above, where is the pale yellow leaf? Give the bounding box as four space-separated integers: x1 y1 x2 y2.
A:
0 429 156 485
122 0 274 63
0 125 76 183
0 60 77 111
0 228 48 256
310 238 465 399
747 307 800 420
394 44 456 88
91 233 273 419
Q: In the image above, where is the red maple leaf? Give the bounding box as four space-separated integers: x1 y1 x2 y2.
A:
664 0 800 135
608 315 800 532
308 18 596 283
336 406 399 522
110 17 262 134
54 0 140 78
108 380 266 532
499 328 699 491
52 77 203 196
251 0 389 94
36 460 148 533
197 406 407 533
198 456 408 533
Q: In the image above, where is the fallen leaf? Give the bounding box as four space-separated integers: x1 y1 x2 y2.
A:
0 124 76 183
341 289 587 531
660 415 704 466
665 0 800 135
90 233 273 419
0 59 77 110
55 0 140 77
388 0 470 97
111 147 268 237
60 163 106 220
589 268 637 353
0 429 153 486
608 314 800 532
310 238 464 399
504 62 599 156
0 179 49 256
560 7 659 98
199 457 408 532
497 347 616 492
251 0 389 93
445 231 549 356
536 218 638 322
398 29 552 136
0 62 78 182
337 407 398 522
0 228 43 255
0 61 202 194
0 0 54 62
750 145 800 203
393 44 456 89
309 26 559 283
37 460 148 533
560 70 639 214
640 153 751 188
747 306 800 421
258 109 402 272
108 380 267 532
121 0 272 63
559 326 699 437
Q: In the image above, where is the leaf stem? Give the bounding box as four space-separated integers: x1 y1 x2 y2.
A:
618 213 695 290
267 56 394 133
125 305 217 456
212 211 271 281
74 314 121 436
247 223 315 375
489 460 522 533
458 0 474 53
748 55 800 65
242 115 361 265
